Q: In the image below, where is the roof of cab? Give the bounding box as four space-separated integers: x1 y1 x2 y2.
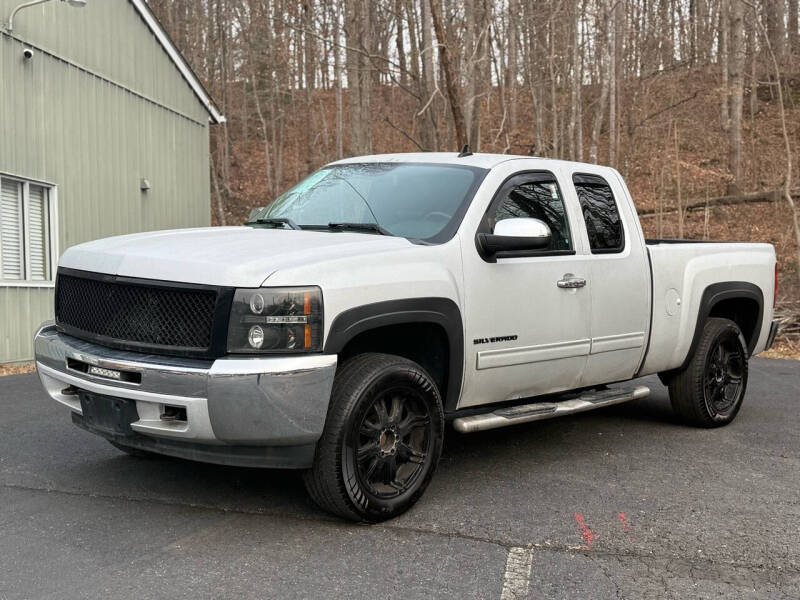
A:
330 152 612 173
331 152 520 169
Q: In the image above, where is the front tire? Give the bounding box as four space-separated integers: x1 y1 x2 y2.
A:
303 353 444 522
668 317 749 427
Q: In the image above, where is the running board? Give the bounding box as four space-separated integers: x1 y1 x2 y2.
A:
452 385 651 434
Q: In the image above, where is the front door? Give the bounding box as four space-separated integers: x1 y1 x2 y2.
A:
458 169 592 408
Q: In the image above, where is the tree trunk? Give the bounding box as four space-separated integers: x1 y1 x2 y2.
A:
395 0 409 88
720 0 730 130
420 0 439 150
251 76 274 200
674 122 683 238
790 0 799 53
463 0 489 149
659 0 673 66
506 0 519 135
210 151 227 226
344 0 373 155
429 0 468 148
765 0 787 61
608 0 618 166
568 1 579 160
421 0 436 97
333 2 344 159
590 4 611 163
303 1 315 173
727 0 745 192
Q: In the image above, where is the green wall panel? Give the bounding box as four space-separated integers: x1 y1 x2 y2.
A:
0 1 213 362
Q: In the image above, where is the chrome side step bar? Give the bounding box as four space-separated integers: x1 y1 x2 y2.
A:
452 385 651 434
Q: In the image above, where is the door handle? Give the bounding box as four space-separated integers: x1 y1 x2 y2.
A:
557 273 586 289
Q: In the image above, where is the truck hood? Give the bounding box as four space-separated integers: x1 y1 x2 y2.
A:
59 227 412 287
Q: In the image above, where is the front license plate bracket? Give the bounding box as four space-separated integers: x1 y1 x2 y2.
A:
78 392 140 436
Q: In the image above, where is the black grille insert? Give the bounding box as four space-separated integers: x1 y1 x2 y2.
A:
56 272 220 355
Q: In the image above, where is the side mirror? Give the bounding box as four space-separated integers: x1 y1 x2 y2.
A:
477 218 552 258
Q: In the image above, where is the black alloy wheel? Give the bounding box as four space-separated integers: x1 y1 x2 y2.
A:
304 353 444 522
350 385 433 500
668 317 749 427
702 334 745 418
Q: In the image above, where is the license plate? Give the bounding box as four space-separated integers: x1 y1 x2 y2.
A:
78 392 139 436
87 365 123 381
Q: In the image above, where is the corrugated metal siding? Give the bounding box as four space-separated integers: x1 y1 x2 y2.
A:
0 0 207 122
0 286 52 361
0 2 212 362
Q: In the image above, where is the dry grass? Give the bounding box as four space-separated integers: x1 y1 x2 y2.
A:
762 336 800 360
0 362 35 377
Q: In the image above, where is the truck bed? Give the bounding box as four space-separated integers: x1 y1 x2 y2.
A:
639 241 775 376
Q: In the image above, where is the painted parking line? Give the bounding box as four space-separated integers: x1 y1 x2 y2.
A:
500 546 534 600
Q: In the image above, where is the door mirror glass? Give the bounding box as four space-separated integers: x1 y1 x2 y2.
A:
478 218 552 257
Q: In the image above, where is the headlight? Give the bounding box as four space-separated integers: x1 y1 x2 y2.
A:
227 286 323 353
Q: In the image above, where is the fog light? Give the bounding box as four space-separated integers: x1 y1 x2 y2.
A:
248 325 265 348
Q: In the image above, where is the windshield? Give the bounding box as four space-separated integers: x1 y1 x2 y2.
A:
248 163 486 242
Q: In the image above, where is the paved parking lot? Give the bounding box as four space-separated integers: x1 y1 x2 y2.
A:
1 358 798 599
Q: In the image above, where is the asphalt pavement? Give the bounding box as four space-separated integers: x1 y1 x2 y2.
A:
1 358 798 599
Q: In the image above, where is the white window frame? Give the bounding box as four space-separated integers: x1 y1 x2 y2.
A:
0 172 59 288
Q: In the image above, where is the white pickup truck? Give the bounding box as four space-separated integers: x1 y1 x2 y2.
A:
34 152 779 521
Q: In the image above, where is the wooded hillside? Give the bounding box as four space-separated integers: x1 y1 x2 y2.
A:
148 0 800 349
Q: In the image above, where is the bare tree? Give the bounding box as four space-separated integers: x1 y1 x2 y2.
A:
146 0 800 296
331 2 344 159
345 0 374 154
590 1 612 163
608 0 618 165
765 0 787 60
747 0 800 278
727 0 746 193
429 0 468 148
790 0 799 53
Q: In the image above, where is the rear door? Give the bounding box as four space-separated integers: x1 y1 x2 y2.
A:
568 170 651 385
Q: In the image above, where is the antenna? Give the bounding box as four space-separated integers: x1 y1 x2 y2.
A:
457 144 473 158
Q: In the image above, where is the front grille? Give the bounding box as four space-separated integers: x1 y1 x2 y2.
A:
55 271 220 355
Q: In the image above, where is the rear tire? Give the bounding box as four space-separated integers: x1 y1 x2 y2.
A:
668 318 748 428
303 353 444 522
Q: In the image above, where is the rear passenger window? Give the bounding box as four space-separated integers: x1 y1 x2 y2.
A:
489 178 572 251
573 174 624 253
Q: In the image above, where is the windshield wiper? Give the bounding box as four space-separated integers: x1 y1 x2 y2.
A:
326 222 391 236
328 173 381 225
244 217 302 230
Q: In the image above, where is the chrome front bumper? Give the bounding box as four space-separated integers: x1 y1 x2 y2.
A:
34 322 337 466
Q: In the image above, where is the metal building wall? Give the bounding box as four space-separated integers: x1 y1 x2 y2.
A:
0 0 212 362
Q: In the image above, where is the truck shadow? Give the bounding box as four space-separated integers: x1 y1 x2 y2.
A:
97 393 682 517
441 394 682 461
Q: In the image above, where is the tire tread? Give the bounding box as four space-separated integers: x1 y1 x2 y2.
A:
668 317 748 428
303 353 443 522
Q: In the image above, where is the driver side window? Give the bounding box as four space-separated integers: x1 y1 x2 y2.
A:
489 178 572 251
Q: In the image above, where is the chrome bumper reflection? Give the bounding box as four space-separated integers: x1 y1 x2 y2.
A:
34 322 337 445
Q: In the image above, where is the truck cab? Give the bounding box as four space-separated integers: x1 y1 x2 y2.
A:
457 159 651 407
